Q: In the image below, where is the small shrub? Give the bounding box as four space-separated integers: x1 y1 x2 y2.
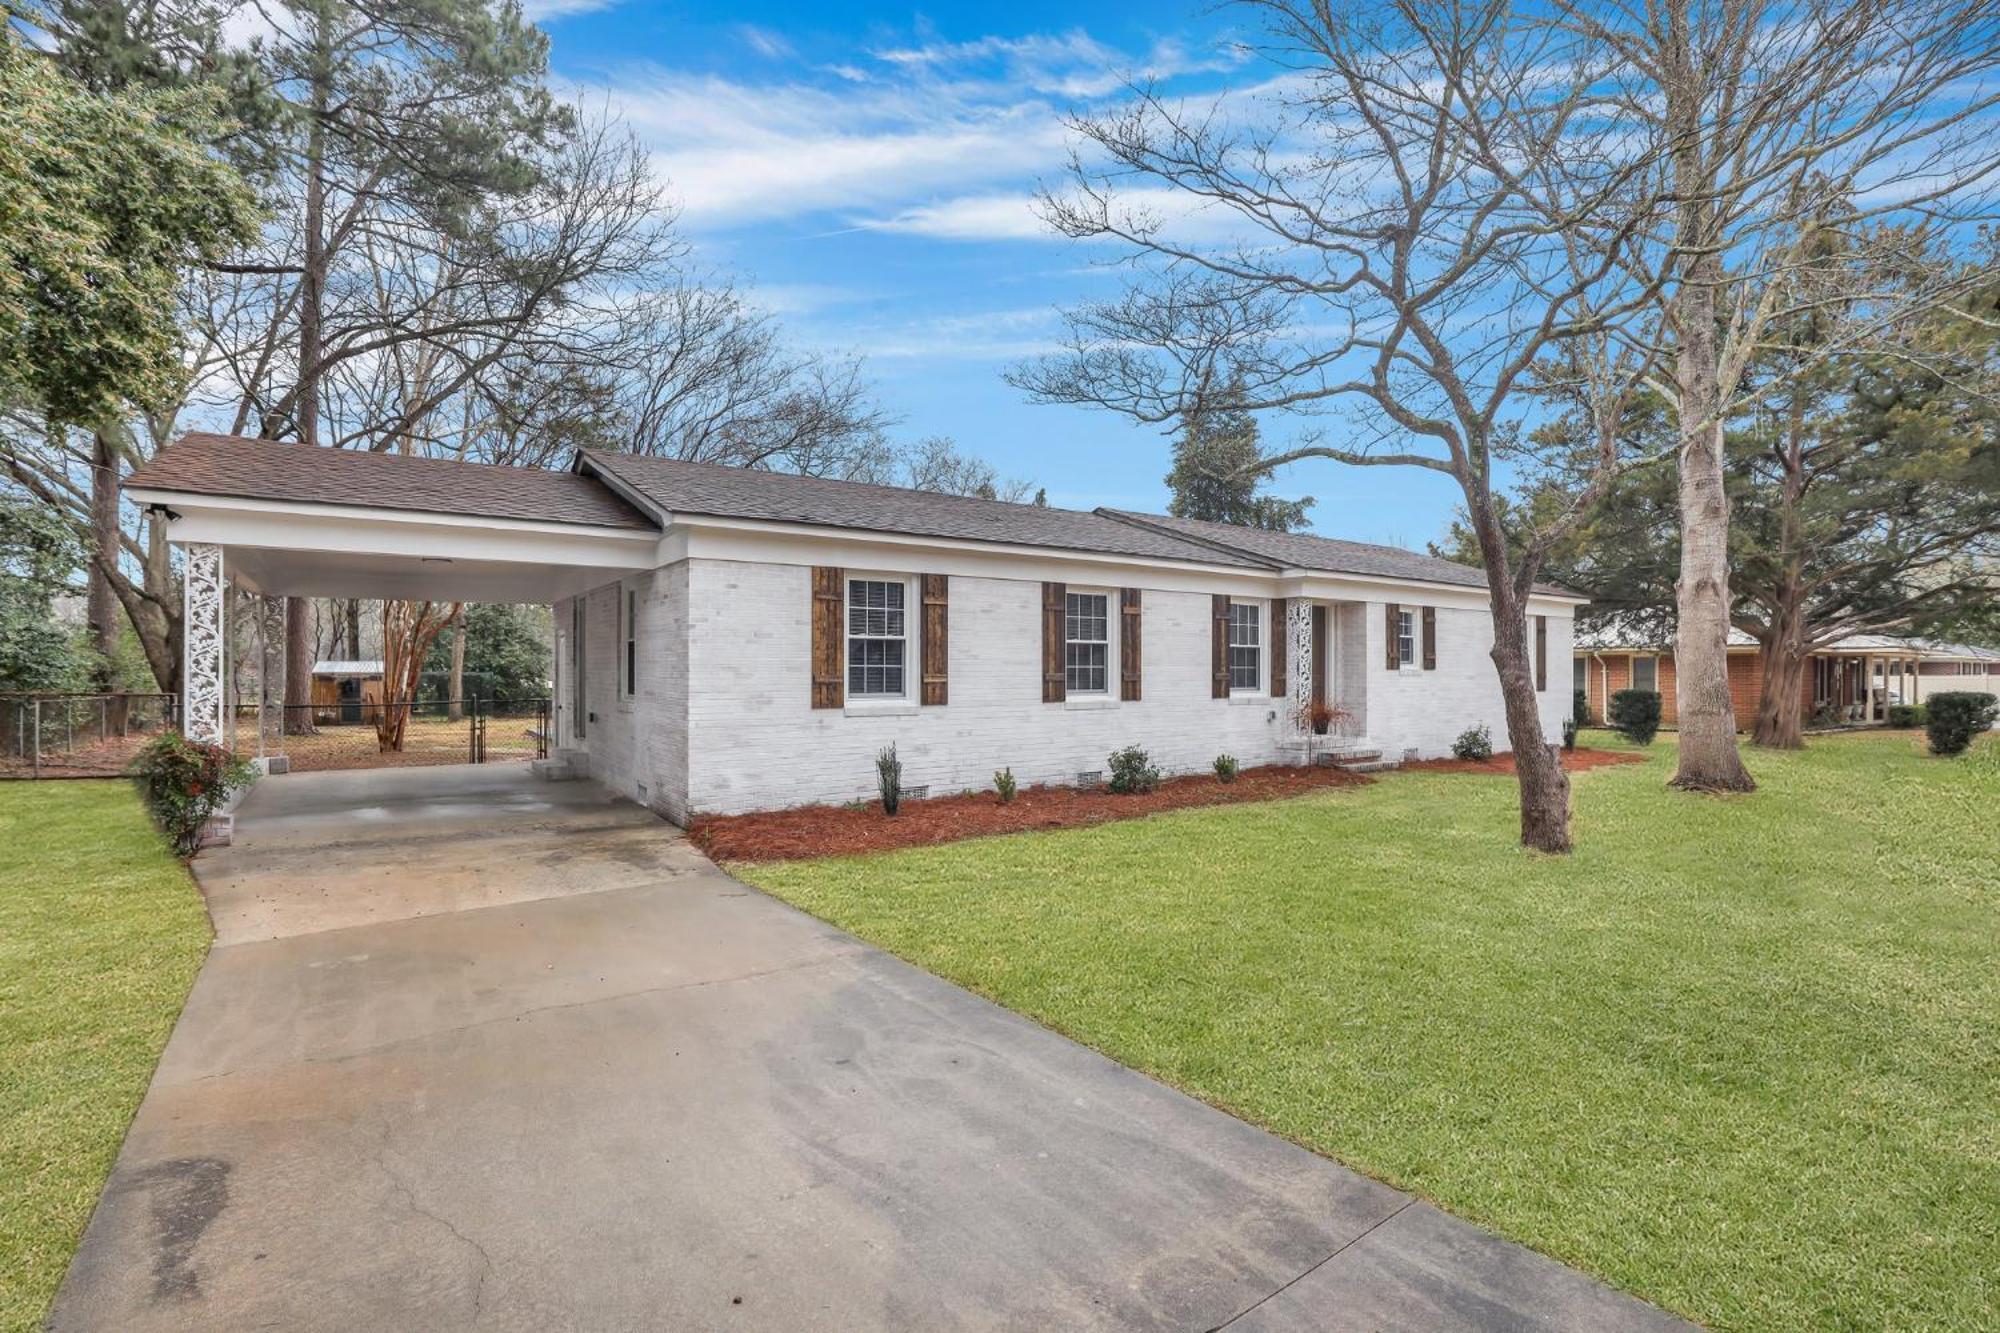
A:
876 744 902 815
1451 724 1494 762
1562 717 1578 751
1886 703 1927 728
1213 753 1239 783
130 732 257 858
993 767 1018 804
1608 689 1663 745
1573 688 1591 727
1923 692 1998 757
1106 745 1160 794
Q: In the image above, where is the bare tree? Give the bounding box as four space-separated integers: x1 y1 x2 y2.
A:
897 436 1036 501
1013 0 1663 852
1535 0 2000 789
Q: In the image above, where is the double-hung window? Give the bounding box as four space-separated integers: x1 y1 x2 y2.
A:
847 578 907 698
1396 609 1416 667
1227 602 1261 691
1631 654 1658 693
1065 592 1110 694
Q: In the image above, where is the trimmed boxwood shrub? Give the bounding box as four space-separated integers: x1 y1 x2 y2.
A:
1451 724 1494 761
1886 703 1927 728
1923 692 1997 756
1107 745 1160 794
1608 688 1663 745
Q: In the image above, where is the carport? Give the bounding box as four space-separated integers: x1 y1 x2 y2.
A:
124 434 661 759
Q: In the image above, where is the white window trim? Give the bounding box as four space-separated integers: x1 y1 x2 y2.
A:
1396 608 1417 670
842 571 917 712
1063 586 1116 701
1227 600 1262 695
1630 653 1660 694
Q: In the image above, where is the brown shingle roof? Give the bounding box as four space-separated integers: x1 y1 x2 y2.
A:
1098 509 1582 597
582 452 1274 568
125 433 656 531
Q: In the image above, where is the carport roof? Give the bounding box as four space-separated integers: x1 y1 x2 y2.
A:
127 433 657 532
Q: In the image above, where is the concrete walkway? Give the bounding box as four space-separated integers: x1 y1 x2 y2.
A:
54 766 1688 1331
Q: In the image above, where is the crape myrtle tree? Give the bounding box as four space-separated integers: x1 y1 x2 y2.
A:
1533 0 2000 791
1012 0 1664 853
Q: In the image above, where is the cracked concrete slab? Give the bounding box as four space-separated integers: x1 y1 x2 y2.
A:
51 765 1691 1332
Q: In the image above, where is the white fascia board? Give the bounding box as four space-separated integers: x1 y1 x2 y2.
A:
131 490 661 569
1278 570 1582 613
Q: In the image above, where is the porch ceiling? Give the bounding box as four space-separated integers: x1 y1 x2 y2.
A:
222 544 636 603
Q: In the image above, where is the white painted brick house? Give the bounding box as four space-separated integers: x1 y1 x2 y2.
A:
130 434 1582 820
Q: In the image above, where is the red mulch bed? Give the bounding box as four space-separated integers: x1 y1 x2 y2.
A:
1400 747 1645 776
688 763 1373 862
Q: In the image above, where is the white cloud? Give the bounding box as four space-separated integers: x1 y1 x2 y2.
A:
595 67 1072 227
577 25 1255 234
521 0 619 23
736 24 794 59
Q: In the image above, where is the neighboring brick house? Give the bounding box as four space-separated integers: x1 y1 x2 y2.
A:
1575 629 2000 729
128 433 1583 821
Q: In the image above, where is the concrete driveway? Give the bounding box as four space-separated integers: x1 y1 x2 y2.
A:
54 765 1686 1331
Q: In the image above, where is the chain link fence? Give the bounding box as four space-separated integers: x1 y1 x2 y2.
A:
260 698 550 772
1 694 178 779
0 694 547 778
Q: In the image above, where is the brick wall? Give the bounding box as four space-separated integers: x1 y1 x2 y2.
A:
569 557 1574 817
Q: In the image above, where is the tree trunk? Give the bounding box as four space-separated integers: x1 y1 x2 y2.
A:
345 598 362 659
281 19 332 735
87 428 122 689
1468 501 1571 852
1662 15 1754 793
1751 632 1808 750
446 612 467 721
284 597 314 733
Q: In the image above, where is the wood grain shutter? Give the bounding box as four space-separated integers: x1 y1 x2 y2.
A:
921 574 949 705
1385 602 1401 670
811 566 844 709
1270 597 1287 696
1212 594 1231 698
1535 614 1547 691
1120 588 1142 701
1422 606 1437 671
1042 582 1067 703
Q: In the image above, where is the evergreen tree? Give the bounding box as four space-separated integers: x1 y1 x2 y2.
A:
1164 380 1312 531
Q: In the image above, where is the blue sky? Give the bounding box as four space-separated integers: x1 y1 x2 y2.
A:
532 0 1473 548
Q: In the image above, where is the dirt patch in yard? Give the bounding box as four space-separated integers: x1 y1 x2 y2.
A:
1401 747 1646 776
689 764 1372 862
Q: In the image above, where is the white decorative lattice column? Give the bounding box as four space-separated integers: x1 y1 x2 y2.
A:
1287 599 1313 733
181 543 225 743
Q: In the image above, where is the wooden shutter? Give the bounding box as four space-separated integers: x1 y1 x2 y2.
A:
1270 597 1287 696
1120 588 1142 701
1535 614 1548 691
1212 594 1231 698
921 574 949 706
810 566 844 709
1422 606 1437 671
1042 582 1067 703
1385 602 1401 670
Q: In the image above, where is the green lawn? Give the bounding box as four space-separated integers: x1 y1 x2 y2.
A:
742 732 2000 1332
0 783 210 1333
